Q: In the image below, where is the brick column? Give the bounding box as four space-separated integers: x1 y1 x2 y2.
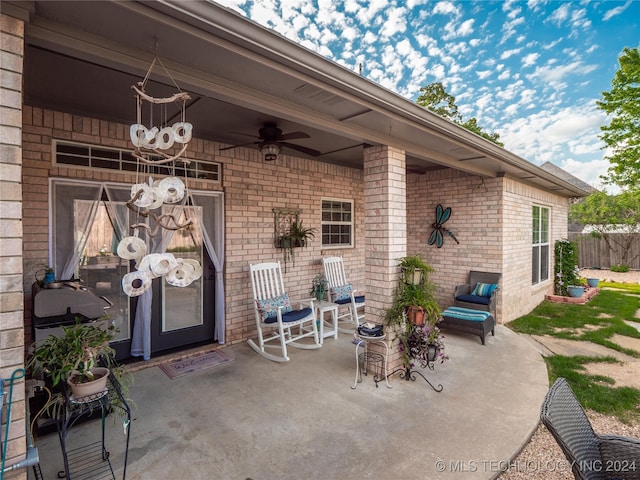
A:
363 145 406 374
0 12 27 479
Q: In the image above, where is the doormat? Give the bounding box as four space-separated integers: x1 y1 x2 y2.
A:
159 350 233 379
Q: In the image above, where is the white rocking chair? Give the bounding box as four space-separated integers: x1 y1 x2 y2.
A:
248 261 321 362
322 256 365 333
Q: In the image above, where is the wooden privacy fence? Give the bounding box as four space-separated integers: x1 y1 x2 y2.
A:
568 233 640 270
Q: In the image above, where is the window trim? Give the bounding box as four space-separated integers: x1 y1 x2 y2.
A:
321 197 354 249
532 204 550 285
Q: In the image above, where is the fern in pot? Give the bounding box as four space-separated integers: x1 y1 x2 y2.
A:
28 319 127 406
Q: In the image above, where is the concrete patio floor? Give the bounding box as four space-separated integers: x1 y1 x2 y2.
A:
30 325 549 480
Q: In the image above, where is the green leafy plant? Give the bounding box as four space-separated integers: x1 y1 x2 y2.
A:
384 255 444 368
310 274 328 301
554 239 580 296
28 319 131 415
611 264 630 273
277 219 317 271
398 255 433 285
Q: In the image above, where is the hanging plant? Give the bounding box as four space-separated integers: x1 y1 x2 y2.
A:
276 219 316 271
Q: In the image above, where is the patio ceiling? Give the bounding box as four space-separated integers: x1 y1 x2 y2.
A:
4 0 588 197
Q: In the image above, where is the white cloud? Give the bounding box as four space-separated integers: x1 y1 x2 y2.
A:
529 61 598 87
603 0 632 21
380 7 407 38
522 52 540 68
501 48 522 59
433 1 460 17
548 3 570 25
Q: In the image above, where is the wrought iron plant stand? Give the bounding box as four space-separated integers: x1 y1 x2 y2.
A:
385 347 444 392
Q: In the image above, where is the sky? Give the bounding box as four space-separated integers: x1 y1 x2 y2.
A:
216 0 639 192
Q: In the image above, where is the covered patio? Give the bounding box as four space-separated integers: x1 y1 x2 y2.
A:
31 327 548 479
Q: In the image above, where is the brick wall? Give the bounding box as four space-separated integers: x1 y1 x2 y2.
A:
407 169 502 317
406 169 568 323
21 107 365 349
1 12 27 479
501 177 568 321
363 145 406 371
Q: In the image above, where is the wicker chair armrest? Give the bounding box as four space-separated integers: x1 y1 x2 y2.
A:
598 434 640 480
454 284 472 297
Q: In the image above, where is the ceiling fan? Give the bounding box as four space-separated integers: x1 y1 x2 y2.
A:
219 122 321 159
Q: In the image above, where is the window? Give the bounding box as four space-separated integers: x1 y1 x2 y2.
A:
321 199 353 248
54 140 220 182
532 205 550 285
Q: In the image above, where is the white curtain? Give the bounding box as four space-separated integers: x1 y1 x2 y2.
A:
51 179 225 359
191 192 226 343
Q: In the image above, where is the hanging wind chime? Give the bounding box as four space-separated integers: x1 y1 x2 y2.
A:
117 55 202 297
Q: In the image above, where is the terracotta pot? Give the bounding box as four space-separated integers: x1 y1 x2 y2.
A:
67 367 109 399
407 306 427 325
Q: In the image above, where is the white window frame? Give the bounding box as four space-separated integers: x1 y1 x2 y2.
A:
532 204 550 285
321 198 354 249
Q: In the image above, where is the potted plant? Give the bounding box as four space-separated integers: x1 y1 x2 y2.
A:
398 255 433 286
277 219 317 271
567 278 587 298
385 255 445 369
310 273 328 301
586 278 600 288
398 323 448 369
28 319 129 411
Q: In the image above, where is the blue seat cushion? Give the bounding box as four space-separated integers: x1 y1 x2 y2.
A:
335 295 365 305
265 307 313 324
442 307 492 322
455 294 491 306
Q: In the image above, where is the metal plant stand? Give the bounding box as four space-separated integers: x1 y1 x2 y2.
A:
56 375 131 479
386 356 444 392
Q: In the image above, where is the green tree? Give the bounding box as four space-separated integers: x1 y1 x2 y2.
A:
569 190 640 267
596 46 640 189
416 82 504 146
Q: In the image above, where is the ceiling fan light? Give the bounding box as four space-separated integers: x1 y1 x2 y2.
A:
260 142 281 161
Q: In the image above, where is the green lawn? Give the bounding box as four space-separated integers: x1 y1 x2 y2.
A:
508 282 640 423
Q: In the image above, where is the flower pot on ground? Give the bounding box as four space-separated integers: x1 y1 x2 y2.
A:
567 286 585 298
586 278 599 288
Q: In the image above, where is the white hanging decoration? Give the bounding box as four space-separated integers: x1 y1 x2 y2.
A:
119 53 203 296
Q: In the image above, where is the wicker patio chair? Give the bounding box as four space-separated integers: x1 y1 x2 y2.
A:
540 378 640 480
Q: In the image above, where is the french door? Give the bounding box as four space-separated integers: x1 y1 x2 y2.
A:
51 180 220 361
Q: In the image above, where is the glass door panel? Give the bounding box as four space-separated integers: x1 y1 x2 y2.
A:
76 200 130 342
162 206 203 332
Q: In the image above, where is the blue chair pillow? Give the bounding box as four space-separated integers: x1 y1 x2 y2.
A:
256 294 292 322
331 284 353 302
471 282 498 297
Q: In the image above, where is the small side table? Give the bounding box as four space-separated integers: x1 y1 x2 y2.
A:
314 300 339 344
352 332 392 389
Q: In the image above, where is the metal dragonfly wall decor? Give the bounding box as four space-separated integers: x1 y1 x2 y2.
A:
428 204 459 248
